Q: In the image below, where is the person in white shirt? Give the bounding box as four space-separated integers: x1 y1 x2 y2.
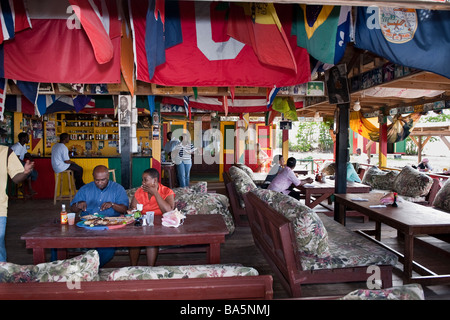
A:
51 133 85 190
10 132 38 195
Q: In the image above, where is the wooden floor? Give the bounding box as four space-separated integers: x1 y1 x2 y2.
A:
5 180 450 300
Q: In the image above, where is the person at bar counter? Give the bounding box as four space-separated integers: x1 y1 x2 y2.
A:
51 133 85 190
0 145 34 262
128 168 175 266
268 156 313 200
69 165 129 267
10 132 38 196
163 131 180 161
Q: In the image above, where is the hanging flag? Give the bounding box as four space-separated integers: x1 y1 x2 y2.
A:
227 3 297 72
183 95 190 119
120 17 135 95
130 1 310 87
131 0 183 81
162 96 304 114
355 7 450 79
0 0 121 83
68 0 115 64
0 78 6 120
292 5 351 65
267 86 280 108
73 95 94 113
5 94 34 115
0 0 31 44
222 96 228 116
147 95 155 115
13 80 39 105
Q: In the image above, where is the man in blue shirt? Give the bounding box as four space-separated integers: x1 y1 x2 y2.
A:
69 165 129 266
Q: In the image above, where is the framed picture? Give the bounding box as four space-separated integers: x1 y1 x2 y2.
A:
306 81 324 96
38 83 55 94
118 95 131 127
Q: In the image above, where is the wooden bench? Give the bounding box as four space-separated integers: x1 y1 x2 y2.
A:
243 192 396 298
0 275 273 300
223 171 248 227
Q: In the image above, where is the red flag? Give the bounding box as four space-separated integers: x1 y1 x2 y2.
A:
227 3 297 72
0 0 31 44
68 0 117 64
131 2 310 87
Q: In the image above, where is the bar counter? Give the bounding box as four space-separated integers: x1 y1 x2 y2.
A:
30 155 152 200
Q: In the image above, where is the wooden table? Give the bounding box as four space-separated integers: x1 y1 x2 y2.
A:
21 214 228 265
335 193 450 284
298 179 370 209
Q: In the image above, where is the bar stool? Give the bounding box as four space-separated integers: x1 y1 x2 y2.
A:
108 169 116 182
54 170 76 205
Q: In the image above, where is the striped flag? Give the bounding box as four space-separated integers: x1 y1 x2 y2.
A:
0 0 31 44
183 95 190 119
267 86 280 109
147 95 155 116
14 80 39 105
0 77 6 120
5 94 34 115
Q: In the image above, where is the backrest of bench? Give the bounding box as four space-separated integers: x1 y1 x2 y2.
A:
426 178 441 205
243 192 303 283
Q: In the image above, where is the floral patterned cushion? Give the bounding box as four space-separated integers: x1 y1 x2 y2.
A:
251 189 331 259
103 264 259 281
235 164 255 180
173 181 208 196
393 165 433 197
433 179 450 213
362 166 398 190
340 284 424 300
174 192 235 234
300 213 398 270
229 166 258 208
0 250 100 283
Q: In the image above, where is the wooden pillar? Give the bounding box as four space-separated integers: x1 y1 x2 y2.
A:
334 103 350 224
379 121 388 168
120 126 132 189
282 129 289 162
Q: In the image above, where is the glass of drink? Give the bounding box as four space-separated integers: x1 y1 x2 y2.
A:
67 213 76 225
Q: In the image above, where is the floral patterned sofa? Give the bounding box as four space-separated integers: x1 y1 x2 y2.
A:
126 182 235 234
0 250 273 299
362 165 441 206
339 283 424 300
433 178 450 213
243 187 398 298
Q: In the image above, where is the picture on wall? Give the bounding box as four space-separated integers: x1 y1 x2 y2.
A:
118 95 131 127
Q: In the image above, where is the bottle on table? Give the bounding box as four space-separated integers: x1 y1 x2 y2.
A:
60 204 68 224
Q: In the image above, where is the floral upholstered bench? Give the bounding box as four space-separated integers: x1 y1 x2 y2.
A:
0 250 273 299
362 165 441 206
244 189 398 298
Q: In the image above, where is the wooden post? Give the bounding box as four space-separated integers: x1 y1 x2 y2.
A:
379 121 388 168
120 126 132 189
334 103 350 224
282 129 289 163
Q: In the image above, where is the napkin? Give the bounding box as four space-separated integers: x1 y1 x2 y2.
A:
162 209 186 228
369 205 387 208
303 184 315 188
350 197 369 201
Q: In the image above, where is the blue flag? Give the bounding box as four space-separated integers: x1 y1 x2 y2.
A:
355 7 450 79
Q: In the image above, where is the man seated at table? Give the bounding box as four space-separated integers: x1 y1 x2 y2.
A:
128 168 175 266
69 165 129 267
268 157 313 200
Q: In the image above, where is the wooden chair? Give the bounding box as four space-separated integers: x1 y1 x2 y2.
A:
222 171 249 227
108 169 116 182
53 170 76 205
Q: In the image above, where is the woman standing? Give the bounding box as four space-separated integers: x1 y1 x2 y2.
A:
172 133 197 187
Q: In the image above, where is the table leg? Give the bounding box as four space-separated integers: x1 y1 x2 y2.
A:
208 243 221 264
308 192 333 209
33 248 46 264
375 221 382 241
403 234 414 283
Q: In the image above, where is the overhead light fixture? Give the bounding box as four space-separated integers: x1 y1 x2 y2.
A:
353 100 361 112
99 114 113 123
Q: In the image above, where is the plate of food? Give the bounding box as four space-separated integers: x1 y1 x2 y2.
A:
77 216 135 230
